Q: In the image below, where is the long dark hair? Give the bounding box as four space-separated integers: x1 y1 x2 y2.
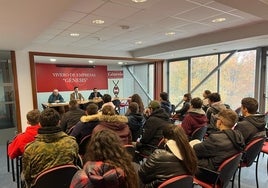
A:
131 94 144 113
163 124 198 175
84 130 138 188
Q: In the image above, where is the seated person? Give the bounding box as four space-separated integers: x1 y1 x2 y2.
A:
191 109 244 174
139 125 197 188
70 86 84 101
70 103 100 144
8 109 41 159
22 108 78 187
101 94 116 109
88 87 103 100
137 100 170 156
160 92 172 115
92 105 131 145
234 97 266 144
48 88 64 103
70 130 138 188
181 97 208 139
174 93 191 121
125 102 144 141
202 90 211 112
60 100 85 133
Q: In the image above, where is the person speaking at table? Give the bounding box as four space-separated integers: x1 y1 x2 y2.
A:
70 86 84 101
48 89 64 103
88 88 103 100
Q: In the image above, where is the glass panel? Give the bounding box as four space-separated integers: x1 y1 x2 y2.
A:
169 60 188 105
191 55 218 97
220 50 256 110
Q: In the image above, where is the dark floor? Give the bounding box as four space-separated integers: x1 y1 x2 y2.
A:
0 129 267 188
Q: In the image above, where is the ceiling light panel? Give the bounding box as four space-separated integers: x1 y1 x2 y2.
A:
79 14 116 26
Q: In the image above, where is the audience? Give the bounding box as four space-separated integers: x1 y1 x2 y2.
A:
202 90 211 112
70 130 138 188
191 109 244 173
234 97 266 144
139 125 197 188
127 93 145 115
206 92 226 134
181 97 208 139
8 109 41 159
126 102 144 141
160 92 172 115
70 103 100 144
92 105 131 145
22 108 78 187
60 100 85 133
137 100 170 156
88 87 103 100
70 86 84 101
175 93 192 121
48 88 64 103
101 94 116 109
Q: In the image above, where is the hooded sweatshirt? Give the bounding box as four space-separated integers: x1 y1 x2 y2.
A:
181 108 208 137
126 112 144 141
193 129 244 171
92 115 131 145
234 114 266 144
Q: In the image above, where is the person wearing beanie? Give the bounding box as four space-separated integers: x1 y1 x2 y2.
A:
22 108 78 188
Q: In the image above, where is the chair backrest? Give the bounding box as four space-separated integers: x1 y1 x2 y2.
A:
158 175 193 188
32 164 78 188
218 153 242 188
190 126 207 141
241 137 265 166
79 134 91 155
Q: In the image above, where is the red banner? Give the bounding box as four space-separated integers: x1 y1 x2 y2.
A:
35 63 108 92
107 71 123 79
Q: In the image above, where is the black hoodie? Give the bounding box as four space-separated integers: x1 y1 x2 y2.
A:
234 114 266 144
126 113 144 141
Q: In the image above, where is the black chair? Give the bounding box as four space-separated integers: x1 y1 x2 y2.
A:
78 134 91 155
158 175 193 188
31 164 79 188
232 137 265 188
190 126 207 141
194 153 242 188
6 140 15 182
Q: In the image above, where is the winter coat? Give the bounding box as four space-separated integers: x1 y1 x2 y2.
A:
206 102 227 133
160 101 172 115
193 129 244 171
234 114 266 144
8 125 41 159
126 112 144 141
139 140 190 188
181 108 208 137
175 101 191 120
60 107 85 132
92 114 131 145
70 161 126 188
22 127 78 187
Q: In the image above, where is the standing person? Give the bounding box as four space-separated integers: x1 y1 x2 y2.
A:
202 90 211 112
234 97 266 144
8 109 41 159
48 88 64 103
60 100 85 133
70 86 84 101
181 97 208 138
88 88 103 100
126 102 144 141
174 93 192 121
160 92 172 115
137 100 170 156
192 109 244 172
22 108 78 188
139 125 197 188
70 130 138 188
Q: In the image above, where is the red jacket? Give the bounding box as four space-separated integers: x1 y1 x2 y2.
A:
8 125 40 159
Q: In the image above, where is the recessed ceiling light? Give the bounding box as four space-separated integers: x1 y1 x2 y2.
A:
118 61 123 65
88 60 94 63
212 18 226 23
70 33 80 37
135 41 143 45
92 19 105 24
50 58 56 62
165 32 176 36
132 0 147 3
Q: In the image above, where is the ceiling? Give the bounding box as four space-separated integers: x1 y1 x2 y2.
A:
1 0 268 65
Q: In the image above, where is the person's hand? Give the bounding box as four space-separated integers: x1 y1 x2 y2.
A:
144 108 151 117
